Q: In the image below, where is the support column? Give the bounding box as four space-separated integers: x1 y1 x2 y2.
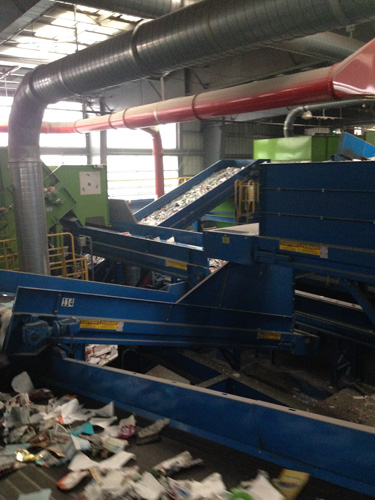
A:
99 98 108 165
202 120 223 167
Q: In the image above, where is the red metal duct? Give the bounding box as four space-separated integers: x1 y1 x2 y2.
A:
2 39 375 135
142 127 165 198
0 119 166 199
1 40 374 199
2 38 374 136
8 38 371 136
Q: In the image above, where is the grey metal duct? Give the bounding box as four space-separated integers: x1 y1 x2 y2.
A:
273 32 364 63
283 99 374 137
61 0 189 19
9 0 375 274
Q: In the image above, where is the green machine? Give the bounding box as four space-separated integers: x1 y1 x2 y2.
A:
365 130 375 146
253 132 375 163
253 135 341 162
0 147 109 268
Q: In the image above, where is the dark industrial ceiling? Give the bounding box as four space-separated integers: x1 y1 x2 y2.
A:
0 1 143 96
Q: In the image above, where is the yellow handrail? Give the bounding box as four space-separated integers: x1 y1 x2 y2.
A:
0 238 18 270
234 179 258 224
48 232 88 280
178 176 192 184
0 232 88 280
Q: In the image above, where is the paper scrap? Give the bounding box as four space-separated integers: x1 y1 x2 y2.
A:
132 472 164 500
190 473 226 500
247 472 284 500
102 424 120 437
90 401 115 417
68 451 96 471
68 450 135 471
60 398 86 425
11 372 35 394
71 434 91 452
100 469 139 496
102 435 128 453
98 450 135 470
90 416 117 429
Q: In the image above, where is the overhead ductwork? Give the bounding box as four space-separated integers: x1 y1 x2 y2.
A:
3 41 375 135
61 0 195 19
272 32 364 62
8 0 375 274
283 99 374 137
7 40 370 136
142 127 165 198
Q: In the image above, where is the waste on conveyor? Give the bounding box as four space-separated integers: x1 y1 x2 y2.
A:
140 167 241 226
0 372 311 500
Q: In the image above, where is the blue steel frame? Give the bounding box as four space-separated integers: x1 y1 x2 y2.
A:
295 292 375 347
335 132 375 161
65 221 209 286
21 349 375 497
2 262 316 356
109 221 204 247
204 230 375 285
259 160 375 251
3 159 375 495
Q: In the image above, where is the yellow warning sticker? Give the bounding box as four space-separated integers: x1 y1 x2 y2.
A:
165 260 188 271
222 236 230 244
258 332 281 340
80 320 122 331
280 240 321 256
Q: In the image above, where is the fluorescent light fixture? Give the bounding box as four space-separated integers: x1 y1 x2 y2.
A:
52 18 75 28
16 37 84 53
119 14 143 22
76 5 99 13
2 47 63 61
57 10 96 24
36 25 75 41
101 19 132 30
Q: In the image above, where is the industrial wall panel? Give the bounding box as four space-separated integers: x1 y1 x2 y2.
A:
179 156 204 177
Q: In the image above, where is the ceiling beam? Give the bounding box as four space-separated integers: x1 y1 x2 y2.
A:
0 65 20 80
0 0 53 45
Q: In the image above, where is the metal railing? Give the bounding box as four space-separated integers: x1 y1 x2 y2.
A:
234 179 258 225
0 232 88 280
178 176 192 184
48 232 88 280
0 238 18 270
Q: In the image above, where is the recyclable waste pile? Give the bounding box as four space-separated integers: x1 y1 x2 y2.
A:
85 344 118 366
139 167 242 226
0 371 310 500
